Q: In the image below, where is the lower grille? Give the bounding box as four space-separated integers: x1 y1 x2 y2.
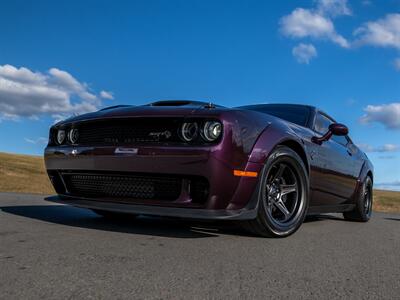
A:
58 171 209 204
63 172 182 201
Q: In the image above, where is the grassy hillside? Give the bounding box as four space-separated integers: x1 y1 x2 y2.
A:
0 152 399 213
373 189 400 213
0 152 54 194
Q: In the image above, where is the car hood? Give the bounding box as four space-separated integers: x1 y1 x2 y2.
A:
56 103 232 125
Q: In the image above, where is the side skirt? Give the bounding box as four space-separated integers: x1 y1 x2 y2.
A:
307 204 355 215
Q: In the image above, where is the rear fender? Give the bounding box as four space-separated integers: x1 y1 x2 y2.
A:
350 159 374 204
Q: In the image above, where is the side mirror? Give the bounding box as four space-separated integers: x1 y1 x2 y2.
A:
329 123 348 136
312 123 349 145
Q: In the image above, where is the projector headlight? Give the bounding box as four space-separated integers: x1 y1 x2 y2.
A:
68 128 79 144
56 130 66 145
202 121 222 142
180 122 199 142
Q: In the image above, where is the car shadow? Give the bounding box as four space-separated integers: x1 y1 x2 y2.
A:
1 204 348 239
0 204 253 239
384 217 400 222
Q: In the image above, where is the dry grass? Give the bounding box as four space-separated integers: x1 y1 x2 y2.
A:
0 152 54 195
0 152 399 213
373 189 400 213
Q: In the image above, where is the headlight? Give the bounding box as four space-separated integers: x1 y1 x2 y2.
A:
202 121 222 142
180 122 198 142
56 130 66 145
68 128 79 144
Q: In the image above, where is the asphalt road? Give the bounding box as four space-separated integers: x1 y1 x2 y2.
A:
0 193 399 299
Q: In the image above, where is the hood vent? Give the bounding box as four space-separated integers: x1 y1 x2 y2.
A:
150 100 194 107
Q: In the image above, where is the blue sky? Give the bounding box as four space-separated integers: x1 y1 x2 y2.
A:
0 0 399 189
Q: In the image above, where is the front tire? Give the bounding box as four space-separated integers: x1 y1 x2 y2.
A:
243 146 309 237
343 176 373 222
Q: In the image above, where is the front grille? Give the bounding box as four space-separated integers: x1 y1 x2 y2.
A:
71 118 182 146
58 171 209 204
63 172 182 201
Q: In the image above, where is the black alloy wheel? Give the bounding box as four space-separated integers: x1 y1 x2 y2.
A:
243 146 309 237
343 176 373 222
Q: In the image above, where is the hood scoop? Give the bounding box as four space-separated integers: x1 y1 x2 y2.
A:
150 100 194 107
148 100 221 109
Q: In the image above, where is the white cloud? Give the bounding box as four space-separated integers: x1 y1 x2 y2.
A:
49 68 97 102
0 64 47 85
0 64 112 121
375 180 400 190
378 155 395 160
316 0 352 17
357 143 400 153
24 137 48 145
360 103 400 129
380 144 400 152
380 180 400 186
292 43 318 64
361 0 372 6
100 90 114 100
280 8 333 38
394 58 400 71
279 3 400 69
353 14 400 49
280 4 350 48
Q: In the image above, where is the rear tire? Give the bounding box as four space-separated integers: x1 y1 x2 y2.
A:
242 146 309 238
91 209 137 220
343 176 373 222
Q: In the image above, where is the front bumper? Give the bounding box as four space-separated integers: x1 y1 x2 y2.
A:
44 145 264 210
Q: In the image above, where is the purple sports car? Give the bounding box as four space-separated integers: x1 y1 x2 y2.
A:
44 100 373 237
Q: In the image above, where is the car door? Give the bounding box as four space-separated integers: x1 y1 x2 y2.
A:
310 112 359 205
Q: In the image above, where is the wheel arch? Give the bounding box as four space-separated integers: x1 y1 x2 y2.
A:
277 139 310 175
367 171 373 183
358 159 374 184
248 124 310 176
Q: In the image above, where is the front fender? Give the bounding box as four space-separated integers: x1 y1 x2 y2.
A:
248 123 305 165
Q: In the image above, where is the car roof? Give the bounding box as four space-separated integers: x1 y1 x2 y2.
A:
236 103 316 110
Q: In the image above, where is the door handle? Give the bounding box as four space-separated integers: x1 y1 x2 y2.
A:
347 150 353 156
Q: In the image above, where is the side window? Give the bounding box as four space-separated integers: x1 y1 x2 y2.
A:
332 133 349 146
314 112 348 146
314 113 332 134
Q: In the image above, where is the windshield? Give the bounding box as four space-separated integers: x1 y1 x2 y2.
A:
238 104 311 127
